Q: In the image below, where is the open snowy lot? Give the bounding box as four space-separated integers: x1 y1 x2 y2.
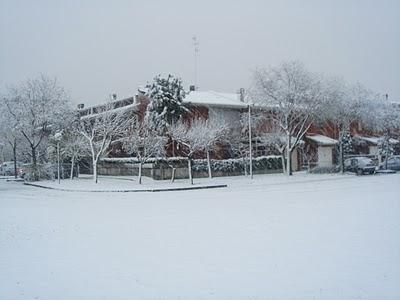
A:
1 174 399 300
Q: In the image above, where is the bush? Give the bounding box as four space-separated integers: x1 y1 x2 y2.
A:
23 163 56 181
22 163 75 181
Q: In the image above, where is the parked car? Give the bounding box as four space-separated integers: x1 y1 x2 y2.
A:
0 161 21 176
344 157 376 175
380 156 400 172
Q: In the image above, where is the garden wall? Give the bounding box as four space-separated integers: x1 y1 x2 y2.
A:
98 156 283 180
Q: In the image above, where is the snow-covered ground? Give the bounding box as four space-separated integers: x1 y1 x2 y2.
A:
0 173 399 299
21 172 355 191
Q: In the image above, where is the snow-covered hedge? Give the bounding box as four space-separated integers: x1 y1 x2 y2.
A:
101 155 283 172
101 156 188 164
192 156 282 172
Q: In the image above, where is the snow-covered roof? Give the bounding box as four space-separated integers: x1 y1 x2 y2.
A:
306 134 338 146
355 136 399 145
80 103 138 120
183 91 249 109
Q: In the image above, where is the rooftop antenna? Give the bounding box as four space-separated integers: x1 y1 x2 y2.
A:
192 36 199 90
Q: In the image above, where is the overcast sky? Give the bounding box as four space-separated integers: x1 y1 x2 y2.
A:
1 0 399 105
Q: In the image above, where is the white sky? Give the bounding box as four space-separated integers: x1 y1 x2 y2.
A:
1 0 399 105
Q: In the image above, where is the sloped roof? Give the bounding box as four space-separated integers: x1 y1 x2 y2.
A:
306 134 338 146
183 91 249 108
80 103 138 120
355 136 399 145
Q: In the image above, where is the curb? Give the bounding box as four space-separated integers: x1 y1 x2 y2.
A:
23 182 228 193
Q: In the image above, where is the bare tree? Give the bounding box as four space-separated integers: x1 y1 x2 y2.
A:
317 79 371 172
4 76 71 180
227 128 249 176
169 118 227 184
364 100 400 168
122 120 167 184
0 97 24 178
76 102 134 183
196 118 229 179
251 61 323 175
258 129 288 174
62 130 89 180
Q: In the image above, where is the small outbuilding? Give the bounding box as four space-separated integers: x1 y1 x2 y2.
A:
354 136 399 156
305 134 338 168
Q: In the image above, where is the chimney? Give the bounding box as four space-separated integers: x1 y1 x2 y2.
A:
189 85 196 92
77 103 84 109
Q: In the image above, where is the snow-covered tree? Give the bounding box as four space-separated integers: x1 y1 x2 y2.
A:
226 128 250 175
251 61 323 175
378 136 394 168
76 102 134 183
146 74 187 133
0 97 24 178
122 119 167 184
170 118 228 184
258 128 287 174
369 101 400 168
4 76 72 180
196 118 229 179
317 79 368 172
341 131 354 155
61 130 89 180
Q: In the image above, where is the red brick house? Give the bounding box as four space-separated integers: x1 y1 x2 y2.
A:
78 90 399 170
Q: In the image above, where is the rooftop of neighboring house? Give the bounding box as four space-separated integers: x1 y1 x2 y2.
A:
354 135 400 145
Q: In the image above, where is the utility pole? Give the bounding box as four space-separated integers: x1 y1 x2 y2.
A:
57 141 60 184
248 104 253 179
192 36 199 89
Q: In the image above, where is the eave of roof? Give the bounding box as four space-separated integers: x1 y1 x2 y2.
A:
306 134 338 146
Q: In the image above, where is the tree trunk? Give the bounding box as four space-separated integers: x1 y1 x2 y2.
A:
281 153 286 174
188 157 193 185
138 162 143 184
286 135 292 176
206 150 212 179
70 155 75 180
171 168 176 183
31 146 38 181
13 140 17 179
77 163 80 178
243 157 247 176
93 160 98 183
385 137 389 170
339 131 345 174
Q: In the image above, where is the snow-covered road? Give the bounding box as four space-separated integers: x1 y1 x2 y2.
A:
1 174 399 300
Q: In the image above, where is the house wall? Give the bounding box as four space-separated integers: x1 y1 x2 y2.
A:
368 145 378 155
207 107 242 129
317 146 334 167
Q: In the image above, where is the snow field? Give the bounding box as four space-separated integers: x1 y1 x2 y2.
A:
0 173 399 299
